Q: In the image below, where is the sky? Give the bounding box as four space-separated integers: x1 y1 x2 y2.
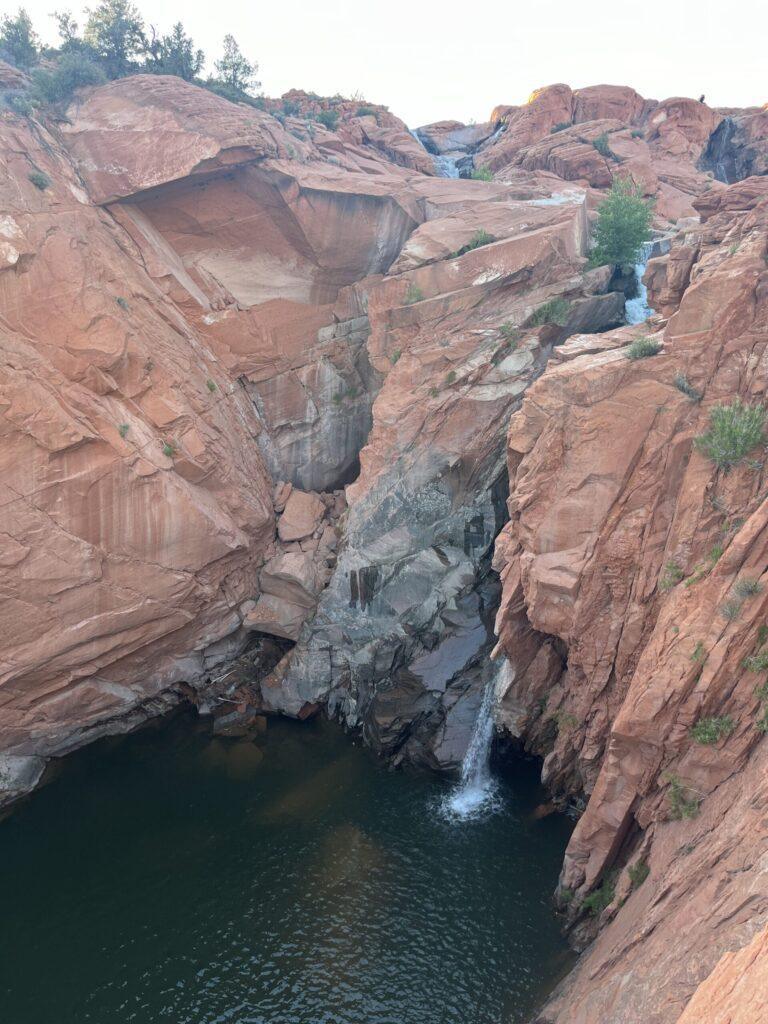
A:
10 0 768 127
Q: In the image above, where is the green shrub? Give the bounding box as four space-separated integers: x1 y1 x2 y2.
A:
470 165 493 181
28 170 50 190
404 282 424 305
665 773 701 820
550 121 571 133
390 349 401 364
553 710 578 733
32 52 106 105
452 228 494 258
445 370 456 384
582 877 615 916
593 132 612 157
0 8 39 69
316 108 339 130
355 105 376 117
117 422 129 438
690 715 734 745
734 577 763 599
162 441 175 458
674 372 702 402
630 128 644 139
3 89 34 115
695 400 766 470
590 177 653 268
659 560 684 591
720 597 743 622
529 297 570 327
626 336 661 360
116 296 129 310
499 322 519 339
691 641 706 665
627 859 649 889
428 386 438 398
206 379 217 392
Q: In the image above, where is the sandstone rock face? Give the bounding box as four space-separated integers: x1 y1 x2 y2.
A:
676 926 768 1024
701 107 768 183
495 175 768 1021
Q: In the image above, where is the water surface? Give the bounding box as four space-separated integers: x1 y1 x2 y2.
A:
0 712 573 1024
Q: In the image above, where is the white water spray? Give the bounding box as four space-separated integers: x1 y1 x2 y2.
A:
441 668 502 820
624 240 655 325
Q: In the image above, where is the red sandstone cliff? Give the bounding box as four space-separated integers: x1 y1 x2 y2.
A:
2 71 768 1022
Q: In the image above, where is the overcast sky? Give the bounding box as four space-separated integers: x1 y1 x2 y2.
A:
11 0 768 127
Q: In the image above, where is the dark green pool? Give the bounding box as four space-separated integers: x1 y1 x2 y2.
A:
0 712 573 1024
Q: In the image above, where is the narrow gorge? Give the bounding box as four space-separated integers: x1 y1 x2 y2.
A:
1 50 768 1024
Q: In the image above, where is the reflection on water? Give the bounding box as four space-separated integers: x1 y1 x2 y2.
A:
0 711 574 1024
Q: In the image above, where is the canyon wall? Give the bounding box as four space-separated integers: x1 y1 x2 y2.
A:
2 69 768 1023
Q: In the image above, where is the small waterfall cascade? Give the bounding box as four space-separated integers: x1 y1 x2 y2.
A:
409 129 460 179
441 664 504 820
624 240 655 325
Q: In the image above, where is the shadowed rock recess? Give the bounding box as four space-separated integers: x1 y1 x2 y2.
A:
2 71 768 1022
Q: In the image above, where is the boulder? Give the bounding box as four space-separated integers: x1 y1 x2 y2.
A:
277 490 327 542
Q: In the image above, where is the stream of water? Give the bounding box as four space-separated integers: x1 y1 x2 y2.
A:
624 240 655 324
0 712 574 1024
442 668 502 820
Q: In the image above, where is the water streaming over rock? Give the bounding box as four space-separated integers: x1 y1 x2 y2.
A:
624 240 655 324
409 129 460 178
441 663 504 820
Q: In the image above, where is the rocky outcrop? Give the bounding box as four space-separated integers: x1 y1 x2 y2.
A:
700 107 768 183
495 176 768 1021
676 926 768 1024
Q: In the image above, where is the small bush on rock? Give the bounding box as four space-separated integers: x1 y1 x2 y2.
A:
626 336 661 360
674 372 702 402
470 165 493 181
665 773 701 820
28 170 50 190
734 577 763 599
695 399 766 470
32 52 107 105
593 132 612 157
690 716 734 745
582 876 616 916
529 297 570 327
452 228 493 258
627 860 649 889
316 108 339 130
551 121 571 133
404 283 424 305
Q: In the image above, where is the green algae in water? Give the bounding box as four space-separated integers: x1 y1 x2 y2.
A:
0 713 574 1023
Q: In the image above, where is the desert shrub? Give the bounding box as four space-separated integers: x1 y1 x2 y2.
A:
528 297 570 327
659 560 684 591
162 441 175 457
445 370 456 384
690 716 734 745
28 170 50 190
115 296 129 310
117 422 129 438
626 336 661 360
499 322 519 339
281 99 299 116
694 399 766 470
316 108 339 129
590 177 653 267
550 121 571 133
452 228 494 258
2 88 34 115
627 859 649 889
720 597 743 622
355 104 376 117
32 53 107 104
404 282 424 304
593 132 612 157
674 372 702 402
553 710 578 733
631 128 644 139
470 165 493 181
734 577 763 599
665 773 701 820
206 378 217 392
582 876 615 916
428 386 438 398
690 641 706 665
390 349 401 364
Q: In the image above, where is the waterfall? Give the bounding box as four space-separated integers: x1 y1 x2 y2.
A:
624 240 655 325
441 668 502 820
409 129 460 179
